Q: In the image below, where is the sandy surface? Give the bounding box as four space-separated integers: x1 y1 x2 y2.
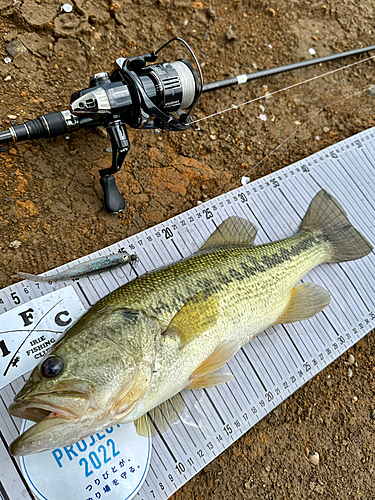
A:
1 0 375 498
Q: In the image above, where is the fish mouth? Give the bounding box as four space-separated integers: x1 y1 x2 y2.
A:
9 391 91 422
8 391 94 456
8 393 137 456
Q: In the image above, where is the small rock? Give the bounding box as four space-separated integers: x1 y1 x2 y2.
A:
105 147 113 153
4 75 11 81
9 240 22 249
307 450 320 466
267 7 276 16
258 114 267 121
210 134 216 140
371 409 375 420
226 26 237 41
259 104 265 112
368 85 375 97
348 354 355 365
61 3 73 12
323 126 330 133
315 484 324 494
4 57 12 64
251 62 258 69
309 47 316 55
206 6 216 19
7 115 17 120
348 367 353 378
244 480 252 490
6 39 29 58
315 135 320 141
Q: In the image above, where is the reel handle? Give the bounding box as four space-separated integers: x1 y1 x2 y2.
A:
99 175 126 213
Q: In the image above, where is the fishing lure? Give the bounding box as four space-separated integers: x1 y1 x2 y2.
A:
13 252 137 282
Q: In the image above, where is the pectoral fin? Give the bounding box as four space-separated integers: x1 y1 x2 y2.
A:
163 291 220 348
275 282 331 325
186 339 240 389
187 370 233 389
134 393 185 437
200 216 258 250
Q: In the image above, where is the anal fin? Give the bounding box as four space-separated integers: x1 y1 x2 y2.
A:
275 282 330 325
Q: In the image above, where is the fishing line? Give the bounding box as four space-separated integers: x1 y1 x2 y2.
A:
191 54 375 125
224 87 370 193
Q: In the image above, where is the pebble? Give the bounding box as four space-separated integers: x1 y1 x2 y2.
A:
348 354 355 365
309 48 316 55
210 134 216 140
315 135 320 141
244 480 252 490
226 26 237 41
4 76 11 81
348 367 353 378
259 104 265 112
4 57 12 64
6 39 28 58
323 126 330 133
307 451 320 466
61 3 73 12
368 84 375 97
9 240 22 249
251 62 258 70
7 115 17 120
258 114 267 121
371 409 375 420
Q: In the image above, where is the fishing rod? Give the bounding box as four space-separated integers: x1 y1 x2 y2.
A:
1 37 374 214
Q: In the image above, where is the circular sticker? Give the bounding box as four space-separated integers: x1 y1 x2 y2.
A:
20 420 151 500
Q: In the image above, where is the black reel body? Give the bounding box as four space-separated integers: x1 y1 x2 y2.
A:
69 54 200 212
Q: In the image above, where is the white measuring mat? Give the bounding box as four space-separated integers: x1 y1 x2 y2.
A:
1 126 375 500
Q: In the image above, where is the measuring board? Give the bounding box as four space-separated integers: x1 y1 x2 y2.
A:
1 126 375 500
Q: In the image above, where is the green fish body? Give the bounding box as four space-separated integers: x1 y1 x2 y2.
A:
9 190 373 455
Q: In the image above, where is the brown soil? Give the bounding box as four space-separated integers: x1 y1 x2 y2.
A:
1 0 375 498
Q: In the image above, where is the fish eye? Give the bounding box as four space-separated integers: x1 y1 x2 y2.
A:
39 356 64 379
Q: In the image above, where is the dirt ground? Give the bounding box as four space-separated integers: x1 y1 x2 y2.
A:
1 0 375 498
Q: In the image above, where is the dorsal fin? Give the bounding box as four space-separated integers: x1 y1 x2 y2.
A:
162 291 220 348
134 393 185 437
200 216 257 251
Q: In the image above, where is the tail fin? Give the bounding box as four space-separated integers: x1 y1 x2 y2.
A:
301 190 373 263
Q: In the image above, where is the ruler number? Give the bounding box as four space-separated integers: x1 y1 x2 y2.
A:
197 449 204 458
223 424 232 435
0 339 11 357
168 474 174 483
175 462 186 474
149 491 155 499
265 391 274 402
162 227 173 239
10 291 21 305
159 482 165 491
202 209 213 219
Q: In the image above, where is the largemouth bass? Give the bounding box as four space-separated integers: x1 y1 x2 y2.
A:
9 190 373 455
